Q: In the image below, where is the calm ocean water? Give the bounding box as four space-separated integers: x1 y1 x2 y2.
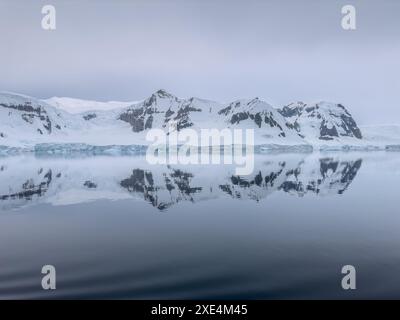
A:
0 152 400 299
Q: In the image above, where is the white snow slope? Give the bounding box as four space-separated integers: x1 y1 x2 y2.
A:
44 97 139 114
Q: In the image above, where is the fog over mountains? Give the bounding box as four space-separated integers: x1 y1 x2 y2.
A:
0 89 399 153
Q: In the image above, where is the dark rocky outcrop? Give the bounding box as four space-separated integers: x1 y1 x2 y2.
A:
83 113 97 121
84 180 97 189
279 102 363 141
0 101 54 134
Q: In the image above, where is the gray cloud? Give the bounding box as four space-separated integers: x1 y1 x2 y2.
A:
1 0 399 124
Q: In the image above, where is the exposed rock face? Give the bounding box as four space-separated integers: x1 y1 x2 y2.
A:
119 106 152 132
83 113 97 121
218 98 292 138
119 91 363 145
119 90 174 132
173 103 201 131
336 104 363 139
279 102 362 141
118 90 205 133
83 180 97 189
0 101 53 134
0 92 69 142
118 91 297 141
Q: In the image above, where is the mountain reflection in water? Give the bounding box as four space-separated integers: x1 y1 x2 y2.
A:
0 154 362 211
1 152 400 299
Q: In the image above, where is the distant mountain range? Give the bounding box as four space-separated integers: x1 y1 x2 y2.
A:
0 89 399 152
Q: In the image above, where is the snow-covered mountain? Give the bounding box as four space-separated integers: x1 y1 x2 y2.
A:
279 101 362 143
0 89 398 151
118 89 221 132
0 92 76 147
0 89 304 148
217 98 299 139
117 90 303 145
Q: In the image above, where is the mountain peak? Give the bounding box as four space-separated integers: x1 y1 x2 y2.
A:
153 89 175 99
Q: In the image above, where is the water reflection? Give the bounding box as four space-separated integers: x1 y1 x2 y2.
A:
0 155 362 211
0 169 52 201
2 153 400 299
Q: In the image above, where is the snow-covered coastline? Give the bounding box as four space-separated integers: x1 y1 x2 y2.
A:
1 90 399 154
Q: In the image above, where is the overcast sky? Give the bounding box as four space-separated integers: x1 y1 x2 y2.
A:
0 0 399 124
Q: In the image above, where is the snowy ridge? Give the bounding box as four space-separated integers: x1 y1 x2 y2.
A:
0 89 399 152
44 97 139 114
